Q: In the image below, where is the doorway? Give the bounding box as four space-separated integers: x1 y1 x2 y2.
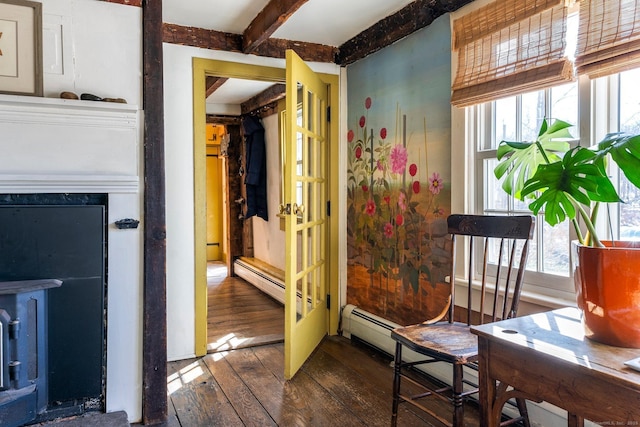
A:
192 58 341 362
205 112 285 352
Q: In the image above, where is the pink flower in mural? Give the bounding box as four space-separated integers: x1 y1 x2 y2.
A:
365 199 376 216
365 97 372 109
429 172 444 195
396 214 404 227
398 192 407 211
390 144 408 174
377 159 385 171
384 222 394 238
409 163 417 177
347 129 354 142
413 181 420 194
355 146 362 159
433 206 445 217
359 116 366 128
362 184 369 192
380 128 387 139
383 195 391 205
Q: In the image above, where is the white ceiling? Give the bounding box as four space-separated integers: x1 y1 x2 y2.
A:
163 0 416 46
162 0 418 112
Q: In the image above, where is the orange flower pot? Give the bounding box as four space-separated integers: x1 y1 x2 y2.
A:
572 241 640 348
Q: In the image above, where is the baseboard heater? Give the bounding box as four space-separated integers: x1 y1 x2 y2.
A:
234 257 285 305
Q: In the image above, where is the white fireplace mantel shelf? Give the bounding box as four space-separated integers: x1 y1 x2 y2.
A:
0 94 141 194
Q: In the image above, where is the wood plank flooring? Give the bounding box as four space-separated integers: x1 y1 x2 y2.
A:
163 262 484 426
206 262 284 352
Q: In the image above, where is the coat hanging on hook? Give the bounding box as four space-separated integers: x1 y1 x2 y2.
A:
242 115 268 221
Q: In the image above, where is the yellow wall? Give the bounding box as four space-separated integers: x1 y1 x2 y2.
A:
206 124 225 261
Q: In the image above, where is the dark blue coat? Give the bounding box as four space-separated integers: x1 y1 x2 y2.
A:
242 115 268 221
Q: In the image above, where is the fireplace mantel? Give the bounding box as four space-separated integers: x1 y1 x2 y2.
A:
0 94 140 193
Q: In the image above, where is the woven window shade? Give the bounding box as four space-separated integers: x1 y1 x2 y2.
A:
575 0 640 79
451 0 574 107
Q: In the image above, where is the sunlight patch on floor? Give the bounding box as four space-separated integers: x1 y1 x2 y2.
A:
207 261 227 279
207 332 250 353
167 361 206 395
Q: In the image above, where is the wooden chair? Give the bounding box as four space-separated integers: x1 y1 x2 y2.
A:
391 214 535 427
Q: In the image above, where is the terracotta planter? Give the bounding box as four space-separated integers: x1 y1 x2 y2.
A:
572 240 640 348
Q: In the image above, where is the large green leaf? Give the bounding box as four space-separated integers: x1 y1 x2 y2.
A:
596 133 640 191
521 147 620 226
494 119 573 200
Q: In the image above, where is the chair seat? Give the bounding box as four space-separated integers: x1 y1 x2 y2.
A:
391 322 478 364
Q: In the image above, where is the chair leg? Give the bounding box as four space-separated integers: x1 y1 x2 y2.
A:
391 342 402 427
452 363 464 427
516 398 531 427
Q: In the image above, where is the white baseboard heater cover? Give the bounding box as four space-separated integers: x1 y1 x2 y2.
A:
234 258 285 305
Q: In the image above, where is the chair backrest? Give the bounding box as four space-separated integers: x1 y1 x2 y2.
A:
446 214 535 326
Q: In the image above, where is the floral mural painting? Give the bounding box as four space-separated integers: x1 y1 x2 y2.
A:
347 96 452 326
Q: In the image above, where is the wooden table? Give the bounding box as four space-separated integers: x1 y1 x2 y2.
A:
471 307 640 427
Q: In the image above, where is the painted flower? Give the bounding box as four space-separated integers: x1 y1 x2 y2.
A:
365 97 372 109
377 159 385 172
384 222 394 238
383 195 391 205
365 199 376 216
398 192 407 211
380 128 387 139
347 129 354 142
362 184 368 192
359 116 366 128
355 146 362 159
390 144 408 174
396 214 404 227
409 163 417 177
429 172 444 195
413 181 420 194
433 207 445 217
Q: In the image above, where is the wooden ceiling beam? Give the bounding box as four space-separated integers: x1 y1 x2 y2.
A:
243 0 309 53
163 23 337 63
102 0 142 6
336 0 473 66
241 83 286 115
205 77 229 98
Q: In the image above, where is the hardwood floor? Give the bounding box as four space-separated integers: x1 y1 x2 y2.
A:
206 262 284 352
163 262 484 426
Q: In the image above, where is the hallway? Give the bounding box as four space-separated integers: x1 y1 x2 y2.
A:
206 262 284 352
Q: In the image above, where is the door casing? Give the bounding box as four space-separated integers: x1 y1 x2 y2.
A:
191 57 340 356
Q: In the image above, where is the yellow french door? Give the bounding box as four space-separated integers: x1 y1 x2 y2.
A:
283 50 329 379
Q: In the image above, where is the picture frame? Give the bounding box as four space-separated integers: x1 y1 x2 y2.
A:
0 0 42 96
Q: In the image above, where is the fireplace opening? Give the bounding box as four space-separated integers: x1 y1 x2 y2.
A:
0 194 107 425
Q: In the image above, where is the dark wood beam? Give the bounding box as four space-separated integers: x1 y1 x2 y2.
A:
241 83 285 115
206 115 242 125
206 76 229 98
164 23 243 51
142 0 167 424
103 0 142 6
163 23 337 63
336 0 473 65
243 0 309 53
253 37 337 62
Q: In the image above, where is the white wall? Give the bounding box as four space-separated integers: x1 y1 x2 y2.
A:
251 113 286 271
5 0 144 422
162 43 339 360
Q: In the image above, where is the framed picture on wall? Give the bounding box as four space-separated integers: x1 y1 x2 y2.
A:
0 0 42 96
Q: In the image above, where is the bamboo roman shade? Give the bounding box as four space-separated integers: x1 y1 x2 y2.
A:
575 0 640 79
451 0 575 107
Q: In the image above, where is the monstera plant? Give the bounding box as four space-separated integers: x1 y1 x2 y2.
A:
494 118 640 348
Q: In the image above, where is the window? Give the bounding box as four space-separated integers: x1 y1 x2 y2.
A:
470 69 640 300
456 0 640 303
